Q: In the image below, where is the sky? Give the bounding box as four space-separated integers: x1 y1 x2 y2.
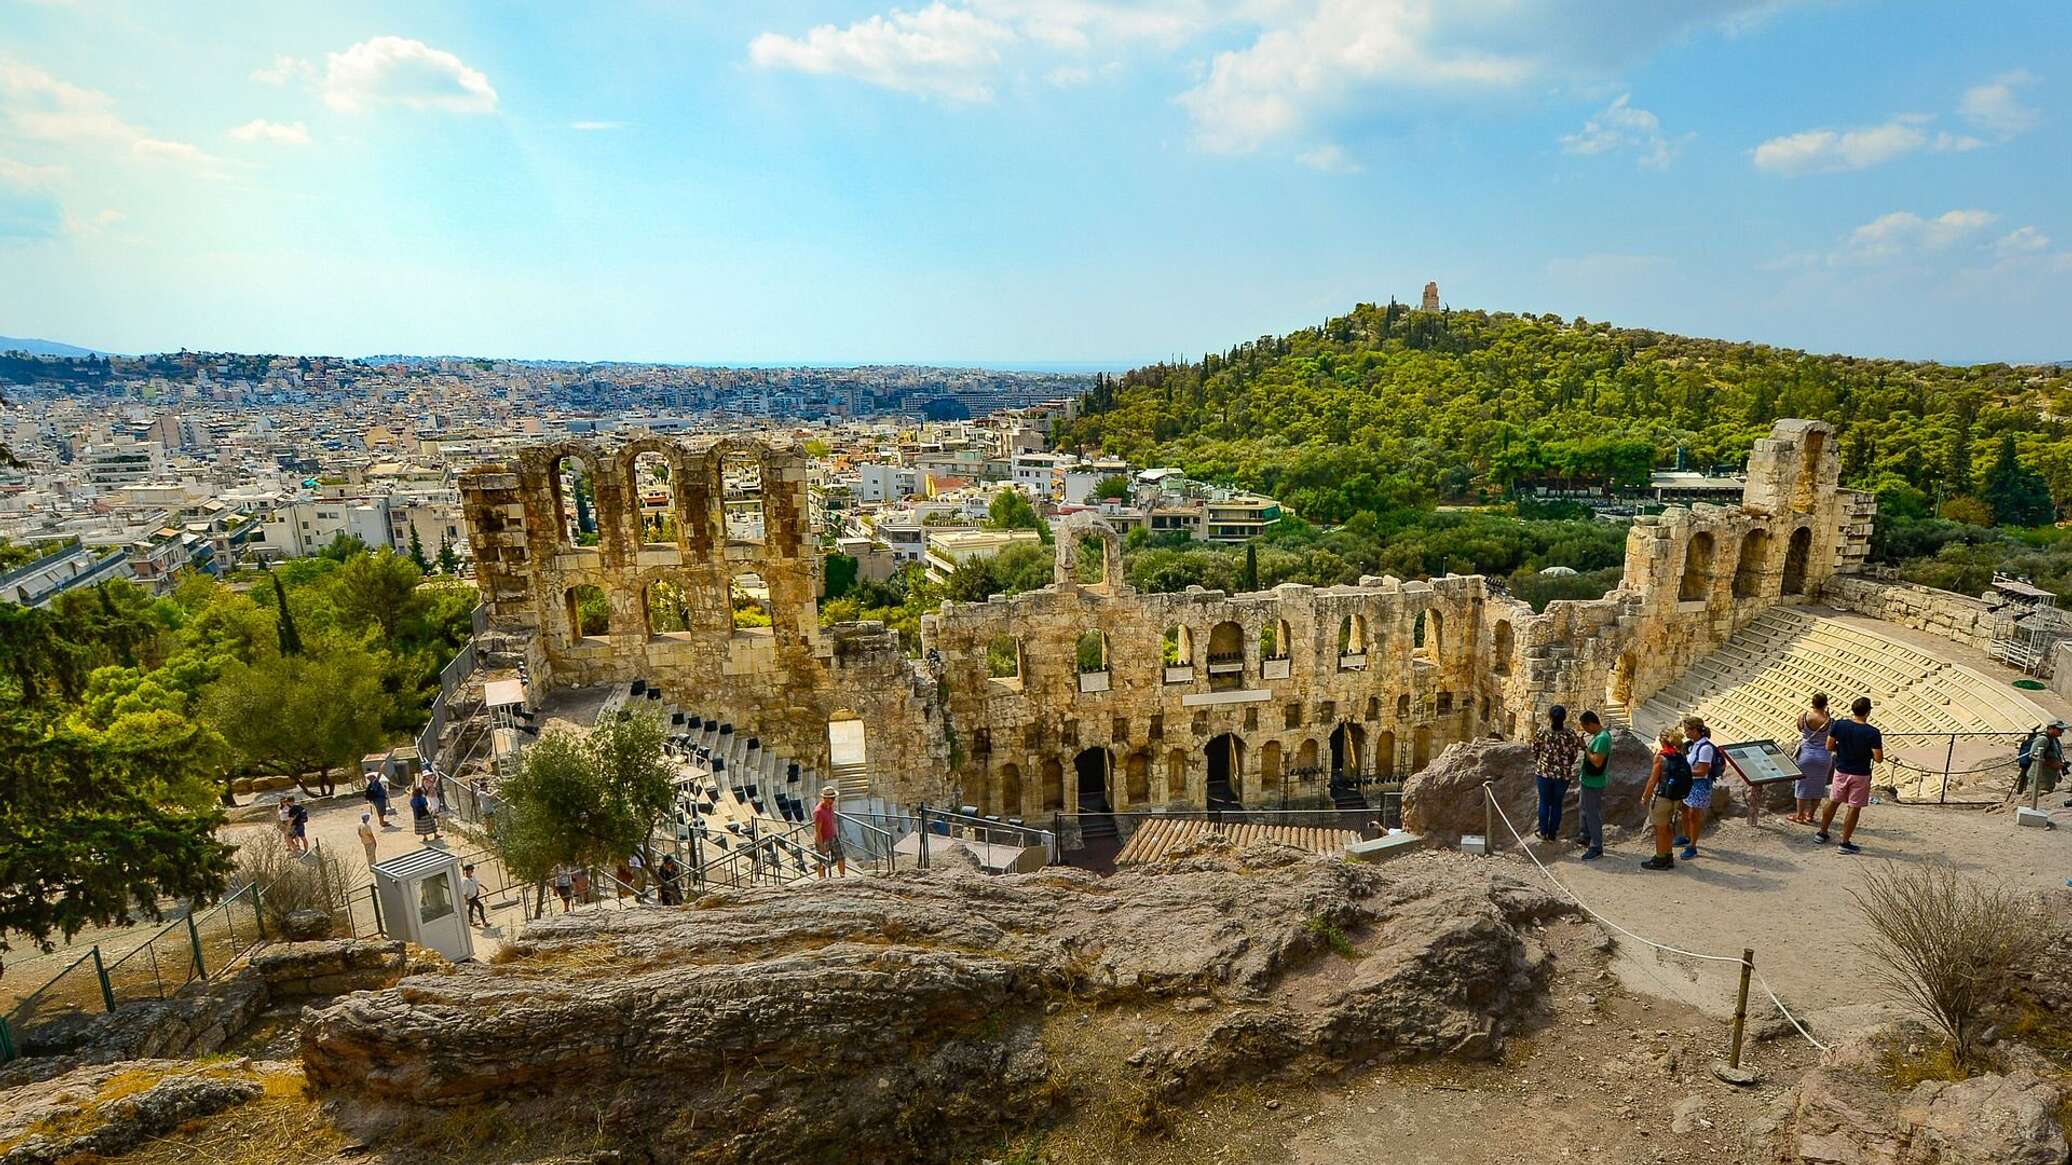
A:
0 1 2067 366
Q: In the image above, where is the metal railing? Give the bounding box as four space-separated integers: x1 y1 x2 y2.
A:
1877 729 2051 805
414 609 485 773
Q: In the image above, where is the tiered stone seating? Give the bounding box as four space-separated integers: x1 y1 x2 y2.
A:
1634 607 2047 744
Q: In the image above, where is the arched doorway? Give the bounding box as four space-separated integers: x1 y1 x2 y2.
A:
1375 730 1396 780
1074 747 1113 814
1680 532 1715 602
1733 529 1770 598
1782 527 1812 596
1124 751 1150 805
1040 758 1064 812
1330 722 1365 781
1205 734 1244 808
1411 726 1432 772
1261 740 1282 793
998 763 1023 819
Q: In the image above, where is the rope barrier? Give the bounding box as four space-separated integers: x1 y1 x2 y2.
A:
1479 785 1831 1052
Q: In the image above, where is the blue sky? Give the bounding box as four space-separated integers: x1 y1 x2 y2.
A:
0 1 2066 365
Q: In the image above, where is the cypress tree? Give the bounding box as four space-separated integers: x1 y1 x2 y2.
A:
1243 543 1259 593
407 525 429 571
271 568 303 656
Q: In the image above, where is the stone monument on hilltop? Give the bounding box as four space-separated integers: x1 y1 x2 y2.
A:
1421 281 1440 311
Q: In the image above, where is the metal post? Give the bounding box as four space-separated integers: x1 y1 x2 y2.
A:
1729 948 1754 1069
91 946 115 1013
187 913 207 980
917 805 931 870
1941 735 1956 805
1483 780 1495 856
0 1015 16 1063
253 885 266 940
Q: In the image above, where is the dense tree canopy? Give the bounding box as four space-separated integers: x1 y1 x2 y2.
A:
1057 305 2072 523
492 711 674 888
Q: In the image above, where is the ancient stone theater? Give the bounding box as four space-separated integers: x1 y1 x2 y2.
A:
459 419 2055 822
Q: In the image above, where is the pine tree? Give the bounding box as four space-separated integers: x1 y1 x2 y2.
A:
407 525 429 571
1982 433 2055 527
270 568 303 657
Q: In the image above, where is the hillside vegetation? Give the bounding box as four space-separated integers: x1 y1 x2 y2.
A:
1056 305 2072 524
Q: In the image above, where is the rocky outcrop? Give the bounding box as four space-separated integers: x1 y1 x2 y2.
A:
301 845 1575 1164
250 938 412 999
1402 730 1732 847
1743 1032 2070 1165
0 1060 264 1165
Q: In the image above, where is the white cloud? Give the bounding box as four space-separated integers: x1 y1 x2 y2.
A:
227 118 311 146
0 156 64 188
1959 68 2039 139
61 206 124 236
1295 143 1360 172
569 120 625 131
749 3 1015 103
1045 63 1093 87
1751 117 1933 174
1559 94 1684 167
251 54 313 86
322 36 498 114
1843 209 1996 261
1995 225 2050 256
1755 70 2038 175
0 61 211 164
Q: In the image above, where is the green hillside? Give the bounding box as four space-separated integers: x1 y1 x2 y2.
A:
1057 305 2072 525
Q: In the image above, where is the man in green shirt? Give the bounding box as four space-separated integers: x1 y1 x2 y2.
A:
1576 710 1612 860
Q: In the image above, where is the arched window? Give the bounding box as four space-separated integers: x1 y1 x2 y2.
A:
645 577 692 640
986 635 1023 685
1165 749 1187 800
1161 624 1193 667
721 451 765 543
1733 529 1770 598
1125 752 1150 803
631 452 676 548
1414 609 1443 661
730 572 772 634
1338 614 1368 668
1076 630 1109 673
553 456 597 548
1396 693 1410 719
566 584 608 644
1206 621 1245 690
1680 532 1715 602
1490 619 1513 675
1041 758 1065 812
1262 618 1290 660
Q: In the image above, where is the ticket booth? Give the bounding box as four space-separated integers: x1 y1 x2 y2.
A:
371 847 475 962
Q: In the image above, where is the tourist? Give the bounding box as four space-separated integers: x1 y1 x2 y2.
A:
2032 720 2065 804
410 786 441 842
1530 705 1583 843
1640 727 1693 871
1817 696 1883 854
1678 717 1717 861
657 854 682 906
462 863 487 926
813 784 846 878
1791 694 1833 824
357 811 378 866
364 771 391 827
276 797 295 847
570 865 591 903
552 865 573 913
287 799 310 856
1575 710 1611 860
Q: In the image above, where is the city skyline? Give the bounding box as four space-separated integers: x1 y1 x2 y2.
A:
1 1 2067 365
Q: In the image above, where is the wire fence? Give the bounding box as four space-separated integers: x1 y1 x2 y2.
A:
2 883 269 1060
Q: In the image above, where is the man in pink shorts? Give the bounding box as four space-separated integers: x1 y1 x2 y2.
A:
1818 696 1882 855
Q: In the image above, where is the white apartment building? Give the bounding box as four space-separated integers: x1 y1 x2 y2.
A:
80 441 166 486
259 497 393 558
857 463 919 503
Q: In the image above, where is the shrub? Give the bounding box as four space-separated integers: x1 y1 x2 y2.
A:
232 831 348 933
1850 862 2052 1069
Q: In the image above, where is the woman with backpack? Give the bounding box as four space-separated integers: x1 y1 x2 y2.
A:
1641 727 1694 871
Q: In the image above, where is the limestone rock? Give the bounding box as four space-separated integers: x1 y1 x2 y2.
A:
1744 1055 2069 1165
0 1060 262 1165
301 850 1574 1164
280 908 336 941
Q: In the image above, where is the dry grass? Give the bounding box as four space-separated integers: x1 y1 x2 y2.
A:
123 1068 350 1165
1875 1031 1971 1089
1849 861 2051 1069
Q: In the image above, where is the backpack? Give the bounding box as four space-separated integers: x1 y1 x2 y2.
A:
1656 750 1694 803
2017 729 2041 777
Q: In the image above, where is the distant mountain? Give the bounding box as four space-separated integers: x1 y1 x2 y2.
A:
0 336 104 358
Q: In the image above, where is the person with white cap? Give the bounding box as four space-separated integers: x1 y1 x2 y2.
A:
2028 719 2066 806
812 784 846 878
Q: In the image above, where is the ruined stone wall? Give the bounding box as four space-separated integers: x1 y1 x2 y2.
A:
460 420 1868 811
1819 575 2002 653
459 437 951 803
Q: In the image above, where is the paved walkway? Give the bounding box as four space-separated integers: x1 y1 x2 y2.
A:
1490 798 2071 1037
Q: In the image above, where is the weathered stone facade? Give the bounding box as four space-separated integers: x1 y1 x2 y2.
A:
459 420 1872 816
